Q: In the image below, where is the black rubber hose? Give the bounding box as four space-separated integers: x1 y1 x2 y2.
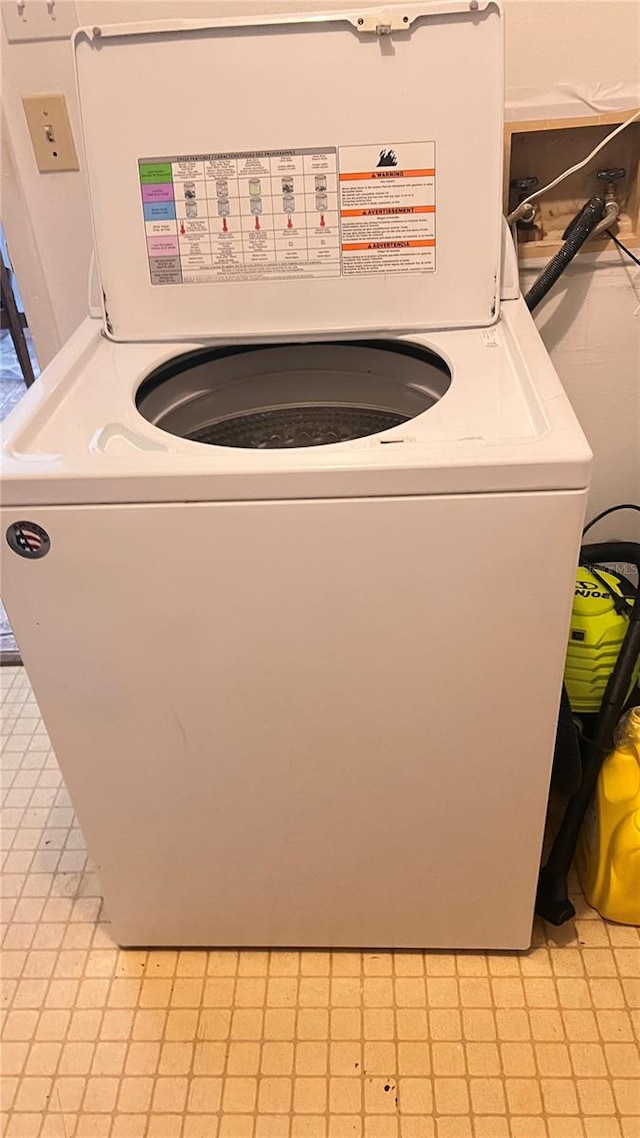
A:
551 686 582 797
581 542 640 573
525 197 606 312
536 544 640 925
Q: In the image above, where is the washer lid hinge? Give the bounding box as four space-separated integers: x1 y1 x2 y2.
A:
352 1 491 35
354 10 411 34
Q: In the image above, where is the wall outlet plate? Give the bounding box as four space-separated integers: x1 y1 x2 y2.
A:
23 93 79 173
2 0 78 43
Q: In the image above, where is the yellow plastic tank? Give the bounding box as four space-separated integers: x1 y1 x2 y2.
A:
576 707 640 924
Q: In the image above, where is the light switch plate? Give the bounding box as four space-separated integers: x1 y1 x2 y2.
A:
2 0 78 43
23 94 79 173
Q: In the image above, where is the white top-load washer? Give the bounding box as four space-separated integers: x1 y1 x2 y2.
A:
1 2 592 949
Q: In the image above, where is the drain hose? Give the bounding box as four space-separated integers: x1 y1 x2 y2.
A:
524 197 606 313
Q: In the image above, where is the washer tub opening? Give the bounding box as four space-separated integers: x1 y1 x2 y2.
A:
135 340 451 450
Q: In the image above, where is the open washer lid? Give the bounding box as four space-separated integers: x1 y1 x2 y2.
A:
74 2 504 343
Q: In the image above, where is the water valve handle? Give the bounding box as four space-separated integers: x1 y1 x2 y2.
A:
510 176 538 195
596 167 626 183
509 177 539 225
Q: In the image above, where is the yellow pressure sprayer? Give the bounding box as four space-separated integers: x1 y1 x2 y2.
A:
537 511 640 926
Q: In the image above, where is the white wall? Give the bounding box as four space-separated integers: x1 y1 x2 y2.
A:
1 0 639 531
522 255 640 537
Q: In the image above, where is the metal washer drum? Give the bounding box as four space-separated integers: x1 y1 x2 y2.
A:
135 341 452 451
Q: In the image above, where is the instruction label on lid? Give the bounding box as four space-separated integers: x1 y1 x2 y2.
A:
138 141 436 285
139 148 340 285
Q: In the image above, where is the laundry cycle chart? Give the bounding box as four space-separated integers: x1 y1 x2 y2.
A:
138 142 436 284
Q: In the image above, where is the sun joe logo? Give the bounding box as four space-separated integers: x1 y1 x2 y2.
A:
575 575 615 600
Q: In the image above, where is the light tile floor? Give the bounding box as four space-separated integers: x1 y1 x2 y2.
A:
1 667 639 1138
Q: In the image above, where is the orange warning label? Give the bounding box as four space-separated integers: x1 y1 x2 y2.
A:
338 142 436 276
341 206 435 218
339 168 435 181
342 240 436 251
